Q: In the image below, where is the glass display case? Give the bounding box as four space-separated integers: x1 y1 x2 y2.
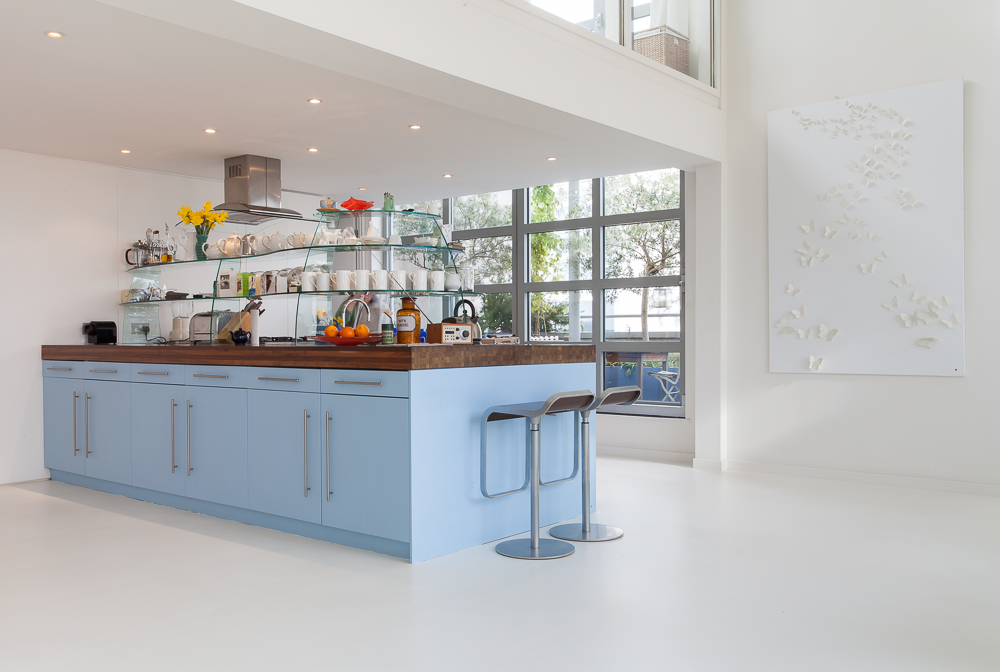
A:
121 210 479 344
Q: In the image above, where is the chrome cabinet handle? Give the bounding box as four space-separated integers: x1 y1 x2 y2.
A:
170 399 177 473
303 410 311 497
333 380 382 386
138 371 169 376
89 370 117 374
193 374 228 379
186 401 193 475
48 367 72 371
84 393 91 457
72 392 78 456
259 377 299 383
325 411 331 502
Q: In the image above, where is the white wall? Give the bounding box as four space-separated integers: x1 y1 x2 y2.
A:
0 148 320 485
724 0 1000 491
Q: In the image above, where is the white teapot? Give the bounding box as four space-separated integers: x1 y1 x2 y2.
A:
217 232 243 257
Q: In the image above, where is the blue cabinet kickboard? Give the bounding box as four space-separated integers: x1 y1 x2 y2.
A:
41 359 596 562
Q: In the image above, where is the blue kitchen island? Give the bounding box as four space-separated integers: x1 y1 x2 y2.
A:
41 344 597 562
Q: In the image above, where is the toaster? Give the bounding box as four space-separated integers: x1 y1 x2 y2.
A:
189 311 235 343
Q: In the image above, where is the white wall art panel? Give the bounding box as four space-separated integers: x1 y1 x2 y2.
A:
768 79 964 376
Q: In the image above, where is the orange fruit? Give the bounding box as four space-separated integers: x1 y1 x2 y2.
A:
324 325 339 337
356 324 370 337
339 326 355 338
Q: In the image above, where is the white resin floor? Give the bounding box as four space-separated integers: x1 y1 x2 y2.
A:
1 458 997 671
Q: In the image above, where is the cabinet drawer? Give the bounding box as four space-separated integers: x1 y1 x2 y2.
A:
185 365 247 388
43 361 84 379
130 363 185 385
84 362 131 382
321 369 409 398
248 367 321 393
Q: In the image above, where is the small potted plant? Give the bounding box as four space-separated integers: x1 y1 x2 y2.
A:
177 201 228 260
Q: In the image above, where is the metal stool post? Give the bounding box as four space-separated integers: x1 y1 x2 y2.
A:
549 386 641 543
482 390 595 560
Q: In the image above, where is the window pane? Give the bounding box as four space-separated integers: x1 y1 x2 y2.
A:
630 3 714 86
528 291 592 342
529 229 592 282
463 293 514 336
529 181 592 223
604 352 681 405
604 169 680 215
453 191 512 231
525 1 615 39
459 236 512 285
604 220 680 278
604 287 680 341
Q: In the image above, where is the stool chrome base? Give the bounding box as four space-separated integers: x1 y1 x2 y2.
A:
549 523 624 542
495 538 575 560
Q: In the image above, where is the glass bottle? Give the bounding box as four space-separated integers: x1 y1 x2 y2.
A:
396 297 420 344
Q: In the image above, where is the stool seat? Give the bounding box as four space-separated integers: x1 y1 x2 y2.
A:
480 390 595 560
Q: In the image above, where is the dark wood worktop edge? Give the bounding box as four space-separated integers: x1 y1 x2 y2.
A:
41 344 596 370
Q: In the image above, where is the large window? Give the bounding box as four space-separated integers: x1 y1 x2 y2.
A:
525 1 715 87
449 169 685 417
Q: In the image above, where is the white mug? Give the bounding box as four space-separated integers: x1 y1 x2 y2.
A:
353 270 370 291
390 270 408 291
371 269 389 290
300 271 317 292
429 270 445 291
334 270 353 291
315 273 331 291
409 269 428 291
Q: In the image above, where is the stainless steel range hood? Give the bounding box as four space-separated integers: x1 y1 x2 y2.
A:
215 155 302 224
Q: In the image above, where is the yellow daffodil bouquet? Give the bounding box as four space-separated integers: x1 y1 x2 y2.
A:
178 201 228 236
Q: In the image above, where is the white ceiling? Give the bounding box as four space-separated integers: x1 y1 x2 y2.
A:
1 0 696 204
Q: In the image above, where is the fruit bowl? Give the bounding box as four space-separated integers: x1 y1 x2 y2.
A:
314 335 382 347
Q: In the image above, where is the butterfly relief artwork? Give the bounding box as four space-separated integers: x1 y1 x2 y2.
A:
767 79 965 375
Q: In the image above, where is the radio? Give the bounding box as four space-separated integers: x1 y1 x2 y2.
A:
426 323 474 345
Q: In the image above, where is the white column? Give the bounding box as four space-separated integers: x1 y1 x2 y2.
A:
691 163 727 470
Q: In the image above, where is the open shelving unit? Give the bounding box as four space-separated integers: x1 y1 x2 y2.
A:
123 209 479 344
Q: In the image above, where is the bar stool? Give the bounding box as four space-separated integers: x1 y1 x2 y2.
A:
549 385 641 543
480 389 596 559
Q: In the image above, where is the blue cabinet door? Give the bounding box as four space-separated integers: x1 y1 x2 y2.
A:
43 377 86 475
83 380 132 484
321 394 410 542
184 385 248 508
247 390 322 523
131 382 185 495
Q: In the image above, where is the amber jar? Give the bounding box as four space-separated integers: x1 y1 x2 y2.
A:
396 297 420 344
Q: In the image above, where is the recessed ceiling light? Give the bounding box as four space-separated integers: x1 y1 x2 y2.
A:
307 147 318 152
204 128 216 134
409 124 421 130
547 157 557 161
358 187 366 191
443 174 452 178
120 149 131 154
46 31 63 38
308 98 322 104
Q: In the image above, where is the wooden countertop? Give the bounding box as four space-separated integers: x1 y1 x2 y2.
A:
41 344 596 371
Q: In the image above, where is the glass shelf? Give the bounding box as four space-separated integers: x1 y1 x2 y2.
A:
126 243 460 272
122 289 482 306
